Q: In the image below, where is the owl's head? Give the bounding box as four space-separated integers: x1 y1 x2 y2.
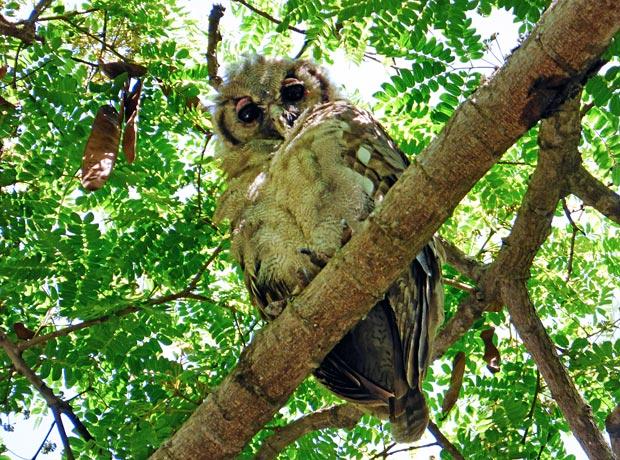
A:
213 56 338 146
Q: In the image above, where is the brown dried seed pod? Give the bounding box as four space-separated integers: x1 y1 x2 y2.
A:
122 80 142 163
100 61 147 79
81 105 121 191
124 80 142 122
481 327 501 374
441 351 466 416
13 322 35 340
122 113 137 164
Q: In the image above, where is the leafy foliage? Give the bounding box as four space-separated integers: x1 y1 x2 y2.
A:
0 0 618 459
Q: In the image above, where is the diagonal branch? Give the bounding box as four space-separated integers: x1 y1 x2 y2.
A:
0 332 92 442
232 0 306 34
502 280 613 459
150 1 620 458
427 421 465 460
255 404 363 460
496 93 613 458
569 165 620 225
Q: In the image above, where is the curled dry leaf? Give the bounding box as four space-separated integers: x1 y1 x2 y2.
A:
100 60 147 79
480 327 501 374
13 322 35 340
441 351 466 416
122 80 142 164
0 65 7 80
81 105 121 191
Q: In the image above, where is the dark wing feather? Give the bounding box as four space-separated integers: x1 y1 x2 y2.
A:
309 103 443 442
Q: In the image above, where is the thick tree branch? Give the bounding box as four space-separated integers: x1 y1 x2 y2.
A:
151 1 620 458
569 165 620 225
256 405 363 460
497 94 613 458
0 14 37 43
502 281 613 459
0 0 52 44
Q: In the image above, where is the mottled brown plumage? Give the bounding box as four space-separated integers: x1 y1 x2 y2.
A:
213 56 444 442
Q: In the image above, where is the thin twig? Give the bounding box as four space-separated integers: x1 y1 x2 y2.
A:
100 10 107 56
521 370 541 444
475 229 495 257
196 136 210 217
31 420 56 460
232 0 306 34
377 443 439 458
62 19 127 60
561 198 584 282
37 8 100 22
11 41 23 89
18 243 225 351
443 277 476 293
0 332 93 443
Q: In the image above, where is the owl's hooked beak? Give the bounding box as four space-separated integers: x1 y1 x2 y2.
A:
266 105 298 138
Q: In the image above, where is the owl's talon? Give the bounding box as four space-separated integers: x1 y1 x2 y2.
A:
296 268 312 288
299 247 330 268
263 299 287 318
340 219 353 246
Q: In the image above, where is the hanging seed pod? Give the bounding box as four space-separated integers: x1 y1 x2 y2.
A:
441 351 466 416
81 105 121 191
122 80 142 164
481 327 501 373
13 322 35 340
99 60 147 79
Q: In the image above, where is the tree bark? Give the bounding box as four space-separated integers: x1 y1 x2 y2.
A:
151 1 620 458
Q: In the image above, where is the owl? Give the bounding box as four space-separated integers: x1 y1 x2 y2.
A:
213 56 444 443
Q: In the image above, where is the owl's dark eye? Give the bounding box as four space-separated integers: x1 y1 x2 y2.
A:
281 79 306 103
237 103 262 123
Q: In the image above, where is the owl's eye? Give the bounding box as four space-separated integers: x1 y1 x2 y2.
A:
238 104 261 123
236 97 262 123
281 79 305 103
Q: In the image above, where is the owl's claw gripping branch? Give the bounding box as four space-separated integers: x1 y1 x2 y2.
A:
298 247 330 268
340 219 353 246
263 299 288 318
299 220 353 268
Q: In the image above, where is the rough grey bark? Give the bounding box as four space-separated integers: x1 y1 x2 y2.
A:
150 1 620 458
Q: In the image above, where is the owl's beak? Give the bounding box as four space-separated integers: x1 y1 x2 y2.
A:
266 105 295 138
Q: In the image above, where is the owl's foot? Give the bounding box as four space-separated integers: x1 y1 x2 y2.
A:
299 247 330 268
299 220 353 268
340 219 353 245
263 299 287 318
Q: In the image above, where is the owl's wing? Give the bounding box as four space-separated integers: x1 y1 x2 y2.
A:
308 103 443 441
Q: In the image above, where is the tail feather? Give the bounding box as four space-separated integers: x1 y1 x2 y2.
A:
390 390 429 443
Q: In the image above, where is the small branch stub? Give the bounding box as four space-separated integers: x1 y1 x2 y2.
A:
207 4 225 89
